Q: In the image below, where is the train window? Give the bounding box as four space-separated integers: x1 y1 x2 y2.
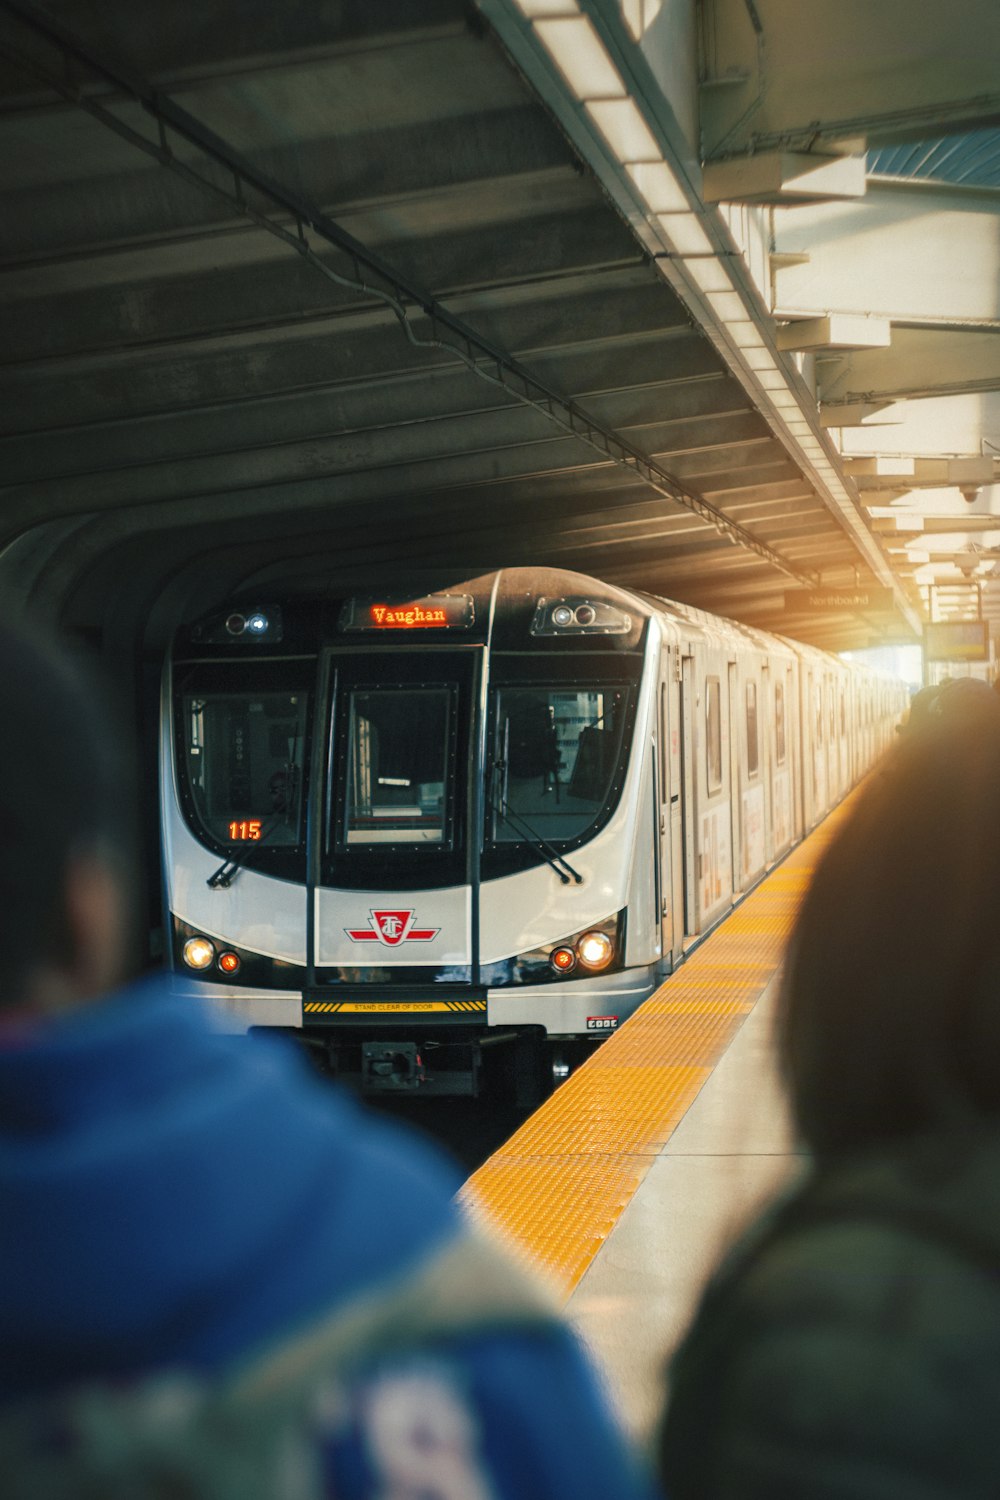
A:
775 680 786 766
840 689 846 737
182 690 308 849
706 677 722 793
815 684 823 744
745 681 759 778
492 686 628 844
343 687 453 846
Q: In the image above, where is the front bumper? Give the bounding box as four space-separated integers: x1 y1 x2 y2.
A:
171 961 659 1038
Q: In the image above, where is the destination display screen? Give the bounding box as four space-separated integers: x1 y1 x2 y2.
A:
340 594 475 631
924 620 989 662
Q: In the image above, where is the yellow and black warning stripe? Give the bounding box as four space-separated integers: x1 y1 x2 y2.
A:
303 999 487 1015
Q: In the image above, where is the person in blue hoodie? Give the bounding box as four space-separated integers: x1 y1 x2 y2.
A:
0 618 655 1500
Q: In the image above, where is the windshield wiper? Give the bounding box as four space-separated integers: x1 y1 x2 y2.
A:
206 810 289 888
491 749 583 886
207 742 302 889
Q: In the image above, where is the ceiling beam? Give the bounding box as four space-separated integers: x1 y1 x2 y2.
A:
773 179 1000 326
698 0 1000 161
818 328 1000 405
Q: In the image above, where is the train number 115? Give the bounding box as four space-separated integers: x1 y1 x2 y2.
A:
228 819 262 841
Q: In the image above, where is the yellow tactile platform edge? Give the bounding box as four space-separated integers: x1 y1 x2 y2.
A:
459 797 854 1298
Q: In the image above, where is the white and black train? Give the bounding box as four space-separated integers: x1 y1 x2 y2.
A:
163 567 906 1097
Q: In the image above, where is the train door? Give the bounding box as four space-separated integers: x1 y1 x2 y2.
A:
813 674 828 816
801 666 815 830
727 661 741 892
760 662 773 866
656 649 683 965
830 674 841 797
697 654 733 926
311 647 483 987
680 653 696 938
839 679 848 792
772 666 793 852
741 663 766 885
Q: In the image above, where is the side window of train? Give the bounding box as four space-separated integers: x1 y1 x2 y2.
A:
815 683 823 744
706 676 722 794
774 679 786 766
745 681 759 778
840 689 846 738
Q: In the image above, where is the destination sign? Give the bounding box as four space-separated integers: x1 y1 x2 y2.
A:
340 594 475 631
785 587 895 613
924 620 990 663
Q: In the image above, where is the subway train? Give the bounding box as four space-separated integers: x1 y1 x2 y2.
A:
162 567 907 1098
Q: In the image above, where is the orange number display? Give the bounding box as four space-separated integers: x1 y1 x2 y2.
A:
227 819 262 841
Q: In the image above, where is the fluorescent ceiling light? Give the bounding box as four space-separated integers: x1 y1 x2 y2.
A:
656 214 712 256
587 97 659 160
769 389 800 409
625 161 690 214
687 257 733 293
535 17 625 98
742 347 777 372
756 369 788 390
727 320 765 349
705 290 747 321
517 0 580 12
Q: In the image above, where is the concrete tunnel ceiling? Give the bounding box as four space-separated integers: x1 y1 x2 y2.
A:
0 0 994 655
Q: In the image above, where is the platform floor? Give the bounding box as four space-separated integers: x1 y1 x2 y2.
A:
568 972 802 1440
461 798 851 1445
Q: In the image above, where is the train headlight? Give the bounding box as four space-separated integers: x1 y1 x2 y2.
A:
551 604 574 627
550 945 577 974
218 951 241 975
577 930 614 970
183 936 215 970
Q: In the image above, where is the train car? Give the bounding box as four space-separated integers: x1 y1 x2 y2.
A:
162 567 906 1097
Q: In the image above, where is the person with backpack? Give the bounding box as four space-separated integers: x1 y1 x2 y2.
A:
0 617 654 1499
659 674 1000 1499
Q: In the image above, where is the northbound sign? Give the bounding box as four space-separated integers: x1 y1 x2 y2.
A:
785 587 895 613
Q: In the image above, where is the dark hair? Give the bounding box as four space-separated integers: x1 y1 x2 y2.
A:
0 617 136 1003
778 681 1000 1158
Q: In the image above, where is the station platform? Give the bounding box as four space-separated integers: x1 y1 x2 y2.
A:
460 797 853 1443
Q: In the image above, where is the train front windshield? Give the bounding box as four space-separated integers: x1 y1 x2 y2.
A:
174 661 312 879
173 650 637 888
492 686 629 845
343 686 453 847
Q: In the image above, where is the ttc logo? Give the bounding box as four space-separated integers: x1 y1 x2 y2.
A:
346 909 439 947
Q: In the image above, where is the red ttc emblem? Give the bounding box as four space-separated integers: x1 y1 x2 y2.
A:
346 910 439 947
